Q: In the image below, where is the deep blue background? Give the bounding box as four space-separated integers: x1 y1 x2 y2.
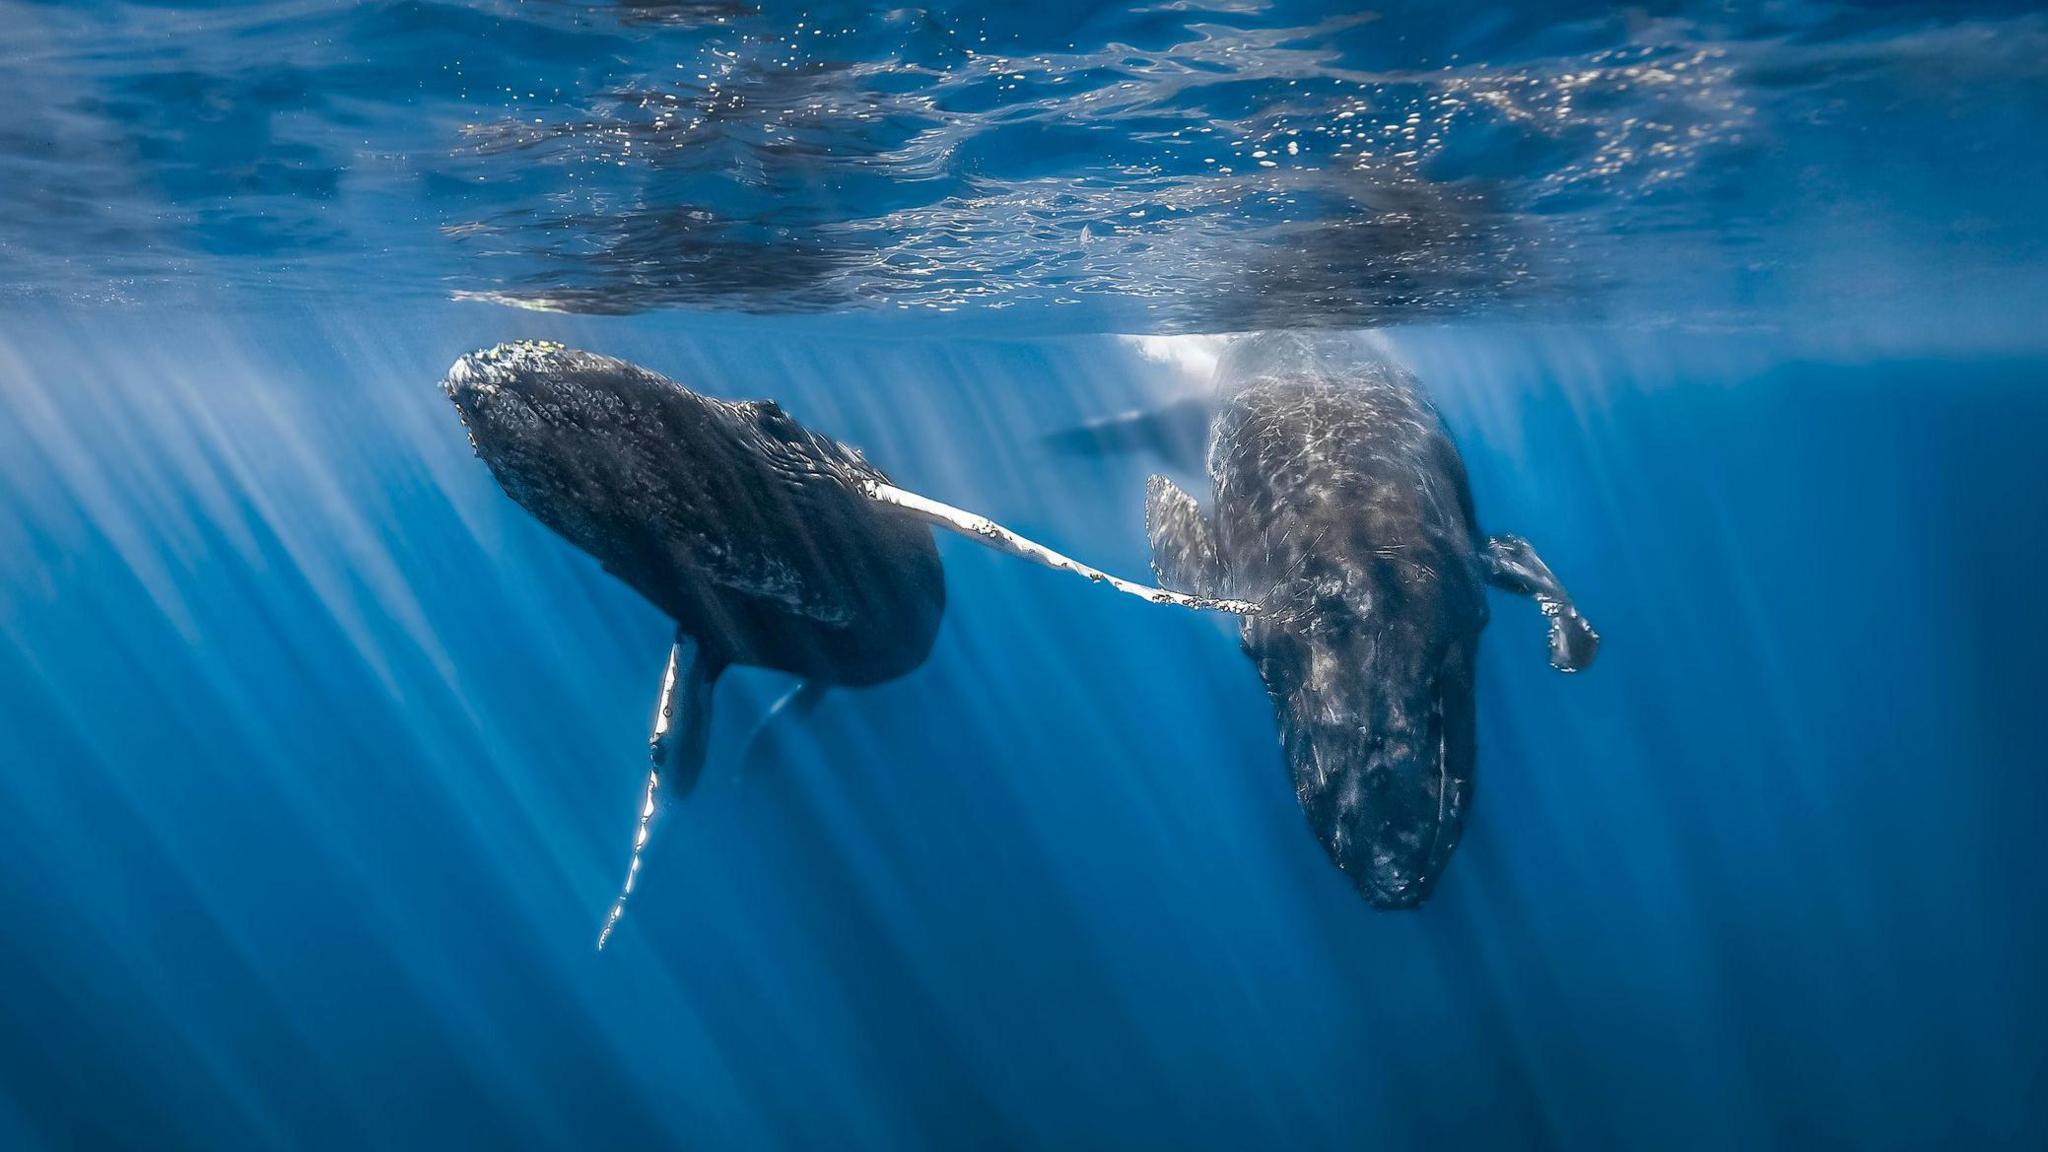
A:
1 308 2041 1148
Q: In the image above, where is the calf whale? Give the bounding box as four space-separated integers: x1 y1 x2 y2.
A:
1139 332 1598 907
443 341 1250 946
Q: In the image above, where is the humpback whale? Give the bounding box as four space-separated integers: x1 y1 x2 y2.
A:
1139 333 1598 907
442 341 1250 947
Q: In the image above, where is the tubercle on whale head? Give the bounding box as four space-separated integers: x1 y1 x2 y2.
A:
441 341 577 432
443 340 569 394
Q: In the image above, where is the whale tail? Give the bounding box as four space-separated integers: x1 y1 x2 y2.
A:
598 633 723 951
1484 534 1599 673
1041 395 1214 474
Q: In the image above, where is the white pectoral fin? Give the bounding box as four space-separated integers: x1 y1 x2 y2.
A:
861 480 1257 616
598 634 719 951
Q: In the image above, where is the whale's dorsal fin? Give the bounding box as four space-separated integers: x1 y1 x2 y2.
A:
859 480 1256 616
1145 474 1225 598
1484 534 1599 673
598 632 722 951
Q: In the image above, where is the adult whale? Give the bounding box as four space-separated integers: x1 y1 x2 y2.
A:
1139 333 1598 907
443 341 1251 946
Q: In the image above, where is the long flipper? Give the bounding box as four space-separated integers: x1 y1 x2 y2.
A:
597 633 720 951
1484 534 1600 672
1145 474 1226 596
861 480 1257 615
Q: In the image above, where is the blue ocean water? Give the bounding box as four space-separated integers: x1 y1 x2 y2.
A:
3 2 2046 1149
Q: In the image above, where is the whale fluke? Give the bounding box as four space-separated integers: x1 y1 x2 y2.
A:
1041 395 1214 473
598 634 721 952
861 480 1258 616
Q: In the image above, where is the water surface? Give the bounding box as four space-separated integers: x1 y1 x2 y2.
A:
1 2 2045 1148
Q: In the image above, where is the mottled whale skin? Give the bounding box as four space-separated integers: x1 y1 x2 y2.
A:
446 340 951 947
1146 333 1597 908
444 341 944 687
442 341 1234 947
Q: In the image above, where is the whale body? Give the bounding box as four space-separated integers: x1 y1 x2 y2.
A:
444 340 1246 946
1144 333 1598 907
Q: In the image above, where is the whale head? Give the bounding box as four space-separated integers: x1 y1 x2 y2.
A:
1212 330 1408 397
1259 597 1481 909
442 340 628 446
440 341 701 557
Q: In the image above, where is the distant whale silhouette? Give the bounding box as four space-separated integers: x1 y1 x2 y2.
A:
443 342 1252 946
1135 333 1598 907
